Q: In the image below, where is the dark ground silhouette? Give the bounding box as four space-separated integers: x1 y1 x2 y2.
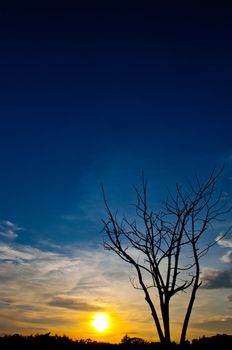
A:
0 333 232 350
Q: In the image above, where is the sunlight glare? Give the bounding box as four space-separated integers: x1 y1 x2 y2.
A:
91 313 109 332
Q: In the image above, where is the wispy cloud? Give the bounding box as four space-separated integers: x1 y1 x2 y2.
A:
221 251 232 264
217 236 232 248
192 316 232 333
216 235 232 263
1 232 232 341
0 220 22 240
37 240 63 250
47 297 101 311
0 238 141 340
201 268 232 289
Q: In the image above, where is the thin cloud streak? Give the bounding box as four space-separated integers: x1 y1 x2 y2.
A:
47 297 101 311
0 220 22 240
192 316 232 333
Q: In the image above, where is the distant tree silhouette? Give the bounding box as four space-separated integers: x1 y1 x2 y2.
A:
121 334 148 345
102 168 231 346
191 334 232 350
1 332 232 349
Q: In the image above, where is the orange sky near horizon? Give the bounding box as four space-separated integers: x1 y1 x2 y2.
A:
1 240 232 343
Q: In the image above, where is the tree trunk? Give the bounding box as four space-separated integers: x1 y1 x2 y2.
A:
147 297 165 343
162 301 171 345
180 280 199 345
180 291 195 345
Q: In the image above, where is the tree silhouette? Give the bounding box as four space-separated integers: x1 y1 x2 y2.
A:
102 169 230 346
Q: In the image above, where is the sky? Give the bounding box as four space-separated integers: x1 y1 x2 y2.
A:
0 0 232 343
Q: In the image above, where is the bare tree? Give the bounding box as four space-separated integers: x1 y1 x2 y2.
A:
102 169 230 346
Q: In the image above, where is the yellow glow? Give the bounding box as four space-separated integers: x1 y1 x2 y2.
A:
91 313 110 332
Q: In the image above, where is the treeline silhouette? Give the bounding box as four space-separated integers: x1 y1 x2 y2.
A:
0 333 232 350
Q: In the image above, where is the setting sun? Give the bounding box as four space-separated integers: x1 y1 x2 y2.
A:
91 313 110 332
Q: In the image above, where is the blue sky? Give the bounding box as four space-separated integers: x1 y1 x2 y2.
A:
0 1 232 341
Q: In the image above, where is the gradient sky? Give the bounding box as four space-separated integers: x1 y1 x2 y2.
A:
0 1 232 343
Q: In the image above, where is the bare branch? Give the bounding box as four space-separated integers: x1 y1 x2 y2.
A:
102 167 230 345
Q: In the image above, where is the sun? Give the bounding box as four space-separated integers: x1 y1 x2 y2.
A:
91 313 110 332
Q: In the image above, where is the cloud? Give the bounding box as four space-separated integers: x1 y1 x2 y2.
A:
192 316 232 333
216 235 232 264
0 239 140 340
37 240 63 250
47 297 101 311
217 236 232 248
0 220 22 240
3 221 15 228
221 251 232 264
0 242 65 265
202 268 232 289
2 235 232 341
